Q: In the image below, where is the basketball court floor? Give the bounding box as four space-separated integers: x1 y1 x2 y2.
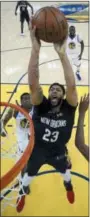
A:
1 1 89 216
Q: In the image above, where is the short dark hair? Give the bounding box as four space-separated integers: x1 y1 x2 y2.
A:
49 83 65 96
69 25 75 30
20 93 30 101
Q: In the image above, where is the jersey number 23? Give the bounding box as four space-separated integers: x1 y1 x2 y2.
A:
42 128 59 143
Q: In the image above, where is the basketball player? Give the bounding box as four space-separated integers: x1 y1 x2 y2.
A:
75 94 89 162
16 21 78 212
1 93 33 194
66 26 84 81
15 1 34 36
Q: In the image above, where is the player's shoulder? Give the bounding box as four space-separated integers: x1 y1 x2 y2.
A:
62 99 68 107
35 95 49 107
76 34 83 42
62 99 77 111
33 95 50 115
30 107 34 117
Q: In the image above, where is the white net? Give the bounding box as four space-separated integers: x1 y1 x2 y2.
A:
0 102 34 214
1 178 28 213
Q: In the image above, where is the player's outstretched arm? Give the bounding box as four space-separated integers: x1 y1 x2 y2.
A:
2 108 15 127
0 108 14 137
75 94 89 162
53 41 78 107
28 21 43 105
27 2 34 14
15 1 20 15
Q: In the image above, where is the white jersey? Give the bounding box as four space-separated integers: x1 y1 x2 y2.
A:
16 108 33 152
66 34 82 56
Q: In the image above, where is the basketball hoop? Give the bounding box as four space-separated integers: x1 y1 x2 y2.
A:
0 102 35 213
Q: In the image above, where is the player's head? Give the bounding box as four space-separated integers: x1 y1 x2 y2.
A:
48 83 65 107
20 93 32 110
69 26 76 37
21 0 26 2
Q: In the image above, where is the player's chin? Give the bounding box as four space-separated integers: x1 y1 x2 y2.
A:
26 102 31 106
24 104 30 109
50 99 59 107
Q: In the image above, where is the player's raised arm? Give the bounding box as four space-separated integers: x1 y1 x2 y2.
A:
28 21 43 105
54 42 78 107
75 94 89 161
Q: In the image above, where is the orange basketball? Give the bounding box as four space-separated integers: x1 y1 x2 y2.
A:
32 6 68 43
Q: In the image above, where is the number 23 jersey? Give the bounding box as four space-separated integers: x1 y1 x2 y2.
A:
32 96 77 153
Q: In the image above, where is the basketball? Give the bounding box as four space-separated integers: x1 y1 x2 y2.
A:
32 6 68 43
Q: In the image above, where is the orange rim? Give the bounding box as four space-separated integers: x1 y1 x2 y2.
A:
0 102 35 190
